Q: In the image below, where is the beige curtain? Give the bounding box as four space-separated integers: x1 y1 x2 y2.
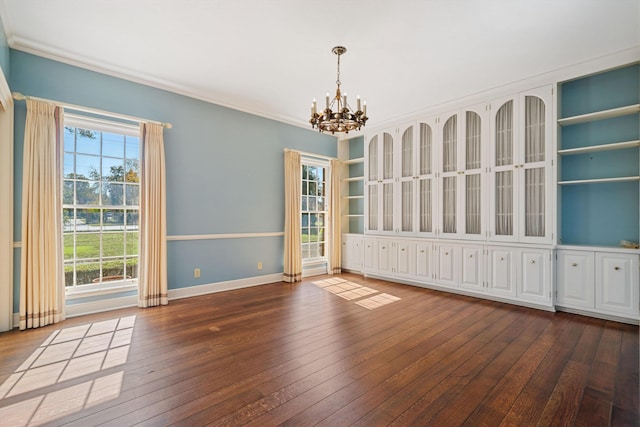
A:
19 100 65 330
328 159 342 274
138 123 168 307
283 149 301 282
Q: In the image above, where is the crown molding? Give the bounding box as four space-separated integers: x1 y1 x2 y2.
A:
7 35 325 134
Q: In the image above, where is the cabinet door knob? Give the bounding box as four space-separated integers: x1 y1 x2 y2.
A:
382 246 386 249
445 251 449 256
614 266 620 271
420 250 425 253
530 260 535 264
498 257 504 261
469 254 473 258
571 263 577 267
401 248 405 252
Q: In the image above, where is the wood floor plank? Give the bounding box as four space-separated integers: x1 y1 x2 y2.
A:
0 273 636 427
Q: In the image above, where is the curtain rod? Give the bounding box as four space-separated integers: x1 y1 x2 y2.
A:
12 92 172 129
285 148 336 161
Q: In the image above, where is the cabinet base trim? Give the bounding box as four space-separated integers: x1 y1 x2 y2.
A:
363 273 555 313
555 306 639 326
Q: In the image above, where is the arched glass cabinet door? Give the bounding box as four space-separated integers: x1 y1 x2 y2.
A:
366 135 379 232
417 120 435 236
400 125 414 233
382 132 394 232
523 95 546 238
494 100 514 237
464 110 482 235
441 114 457 235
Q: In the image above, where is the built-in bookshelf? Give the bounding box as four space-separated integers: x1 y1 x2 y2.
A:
557 63 640 247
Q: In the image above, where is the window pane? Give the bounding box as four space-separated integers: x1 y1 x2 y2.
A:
125 160 140 182
125 136 139 160
100 259 125 282
75 261 102 286
63 180 74 204
301 196 307 211
126 232 139 256
76 181 100 205
102 157 124 182
64 153 75 177
302 181 308 196
126 258 138 279
75 233 100 259
102 233 125 257
64 261 74 287
308 196 317 211
125 184 139 206
77 208 100 229
317 196 325 211
76 154 100 180
63 234 74 261
64 127 75 152
302 165 308 179
76 128 99 155
302 213 309 227
126 210 139 228
63 208 75 232
103 183 124 206
317 213 325 227
103 132 125 158
103 209 125 230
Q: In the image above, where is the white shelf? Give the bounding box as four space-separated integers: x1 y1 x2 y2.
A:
558 140 640 155
343 195 364 199
558 104 640 126
344 157 364 165
558 176 640 185
343 176 364 182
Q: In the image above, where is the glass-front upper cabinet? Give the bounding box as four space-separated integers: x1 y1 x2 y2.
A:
398 122 416 235
416 117 438 237
365 130 396 235
490 85 553 243
439 103 488 240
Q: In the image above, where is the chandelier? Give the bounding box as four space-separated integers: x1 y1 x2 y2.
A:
310 46 368 134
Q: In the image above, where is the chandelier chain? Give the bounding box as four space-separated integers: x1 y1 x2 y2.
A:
336 52 341 87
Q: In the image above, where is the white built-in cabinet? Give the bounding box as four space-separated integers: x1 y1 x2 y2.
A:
489 86 554 244
556 248 639 321
357 85 554 310
357 236 552 309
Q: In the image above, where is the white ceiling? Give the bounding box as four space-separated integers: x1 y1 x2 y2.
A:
1 0 638 130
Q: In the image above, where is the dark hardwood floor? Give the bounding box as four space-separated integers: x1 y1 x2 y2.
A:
0 273 637 426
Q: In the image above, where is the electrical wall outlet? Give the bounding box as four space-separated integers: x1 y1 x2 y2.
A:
194 268 201 278
257 261 263 270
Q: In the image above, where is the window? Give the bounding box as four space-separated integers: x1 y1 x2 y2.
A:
62 114 140 292
301 161 327 262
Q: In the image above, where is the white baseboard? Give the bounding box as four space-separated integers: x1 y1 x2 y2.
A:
168 273 283 300
12 273 285 327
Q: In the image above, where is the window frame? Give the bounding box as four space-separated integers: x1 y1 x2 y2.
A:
62 113 141 298
300 156 331 266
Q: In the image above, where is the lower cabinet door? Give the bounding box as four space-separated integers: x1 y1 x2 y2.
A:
487 247 516 297
415 242 432 280
518 249 550 304
460 246 483 291
363 238 378 271
395 240 415 277
378 241 392 274
436 244 458 287
596 252 639 317
556 250 594 309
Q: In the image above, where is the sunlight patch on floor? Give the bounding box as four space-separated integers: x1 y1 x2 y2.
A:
312 279 401 309
0 315 135 426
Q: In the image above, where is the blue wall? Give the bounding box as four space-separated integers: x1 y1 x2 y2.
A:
0 16 9 79
11 50 336 310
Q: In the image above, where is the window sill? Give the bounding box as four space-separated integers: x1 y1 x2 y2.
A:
66 281 138 301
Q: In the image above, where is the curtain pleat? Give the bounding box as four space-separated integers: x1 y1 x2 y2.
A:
138 123 168 307
284 150 302 282
19 100 65 330
329 159 341 274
